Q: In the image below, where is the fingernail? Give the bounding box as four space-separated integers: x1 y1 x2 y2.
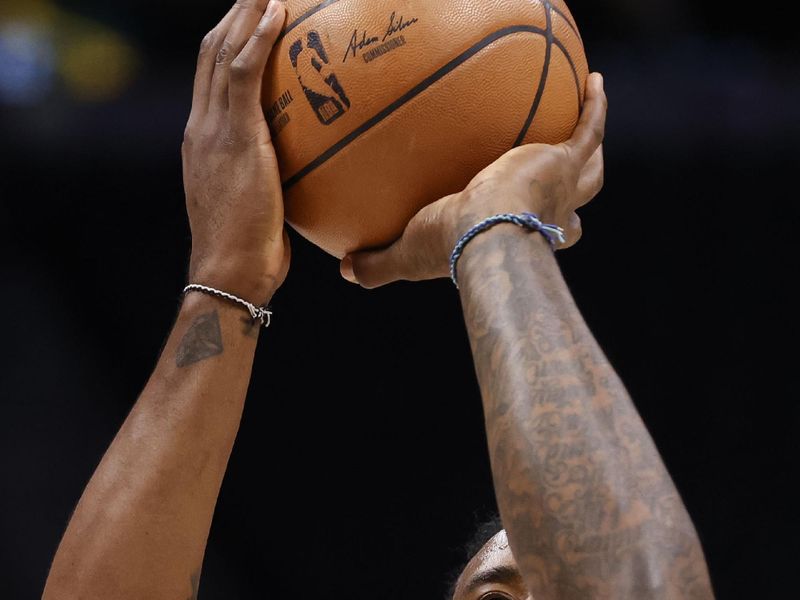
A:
340 256 359 284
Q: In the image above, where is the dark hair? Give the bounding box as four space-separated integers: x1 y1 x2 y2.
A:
444 513 504 599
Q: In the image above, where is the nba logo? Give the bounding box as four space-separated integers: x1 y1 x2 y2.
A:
289 31 352 125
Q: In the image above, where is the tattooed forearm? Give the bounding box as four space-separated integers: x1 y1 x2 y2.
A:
176 310 224 368
459 230 714 599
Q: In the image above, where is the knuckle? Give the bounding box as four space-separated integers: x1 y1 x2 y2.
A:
595 167 605 191
592 124 605 144
586 176 603 201
199 30 217 54
229 58 250 79
461 179 492 207
503 145 530 164
215 41 234 65
591 176 604 198
557 143 577 169
252 23 269 39
200 29 217 55
182 126 194 147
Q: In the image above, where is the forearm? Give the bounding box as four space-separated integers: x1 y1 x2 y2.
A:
44 292 262 599
459 228 714 599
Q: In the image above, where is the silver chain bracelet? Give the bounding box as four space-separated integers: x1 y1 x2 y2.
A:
183 284 272 328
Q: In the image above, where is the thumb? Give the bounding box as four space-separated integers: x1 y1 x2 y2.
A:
340 239 409 289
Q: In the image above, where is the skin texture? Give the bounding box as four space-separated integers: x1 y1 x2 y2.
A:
183 0 290 302
454 231 714 599
347 77 715 599
43 2 288 598
43 3 713 596
340 80 605 286
455 530 529 600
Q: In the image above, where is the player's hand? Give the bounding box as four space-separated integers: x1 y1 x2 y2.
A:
341 72 607 289
182 0 288 303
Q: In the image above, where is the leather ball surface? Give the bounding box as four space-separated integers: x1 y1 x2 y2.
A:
263 0 588 258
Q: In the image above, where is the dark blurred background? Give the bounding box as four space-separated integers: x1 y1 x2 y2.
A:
1 0 797 598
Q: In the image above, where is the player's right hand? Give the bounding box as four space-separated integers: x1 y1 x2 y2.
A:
341 72 607 289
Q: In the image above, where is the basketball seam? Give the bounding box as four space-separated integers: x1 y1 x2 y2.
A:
551 4 582 42
283 25 550 190
552 36 583 113
513 1 553 146
277 0 582 151
279 0 581 43
277 0 341 43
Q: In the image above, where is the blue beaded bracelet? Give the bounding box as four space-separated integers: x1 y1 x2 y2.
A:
449 212 566 288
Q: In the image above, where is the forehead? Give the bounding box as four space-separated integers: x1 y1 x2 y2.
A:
455 530 517 595
474 529 512 565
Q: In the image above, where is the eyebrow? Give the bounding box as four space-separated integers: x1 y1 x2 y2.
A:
464 564 523 595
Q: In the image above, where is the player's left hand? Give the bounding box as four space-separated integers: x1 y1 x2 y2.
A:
341 72 606 289
182 0 289 304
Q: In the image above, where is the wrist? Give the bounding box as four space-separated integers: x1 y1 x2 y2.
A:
188 254 279 305
450 186 556 246
456 222 556 291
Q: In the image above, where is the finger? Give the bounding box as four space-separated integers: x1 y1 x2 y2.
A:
341 241 410 289
559 212 583 250
277 228 291 285
209 0 271 112
189 5 239 122
564 72 607 165
229 0 286 114
343 196 458 288
574 144 604 209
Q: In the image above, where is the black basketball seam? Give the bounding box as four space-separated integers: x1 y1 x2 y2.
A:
277 0 341 43
551 4 582 43
552 37 583 112
279 0 581 44
277 0 582 128
282 24 549 190
512 2 552 146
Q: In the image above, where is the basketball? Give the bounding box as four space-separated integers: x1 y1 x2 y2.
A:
263 0 588 258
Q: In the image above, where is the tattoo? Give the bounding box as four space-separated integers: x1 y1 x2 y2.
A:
243 316 261 339
176 311 224 368
186 569 200 600
460 231 714 598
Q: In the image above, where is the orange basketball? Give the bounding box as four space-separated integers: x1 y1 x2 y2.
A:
263 0 588 258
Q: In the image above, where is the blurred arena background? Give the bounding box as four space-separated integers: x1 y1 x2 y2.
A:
0 1 797 597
